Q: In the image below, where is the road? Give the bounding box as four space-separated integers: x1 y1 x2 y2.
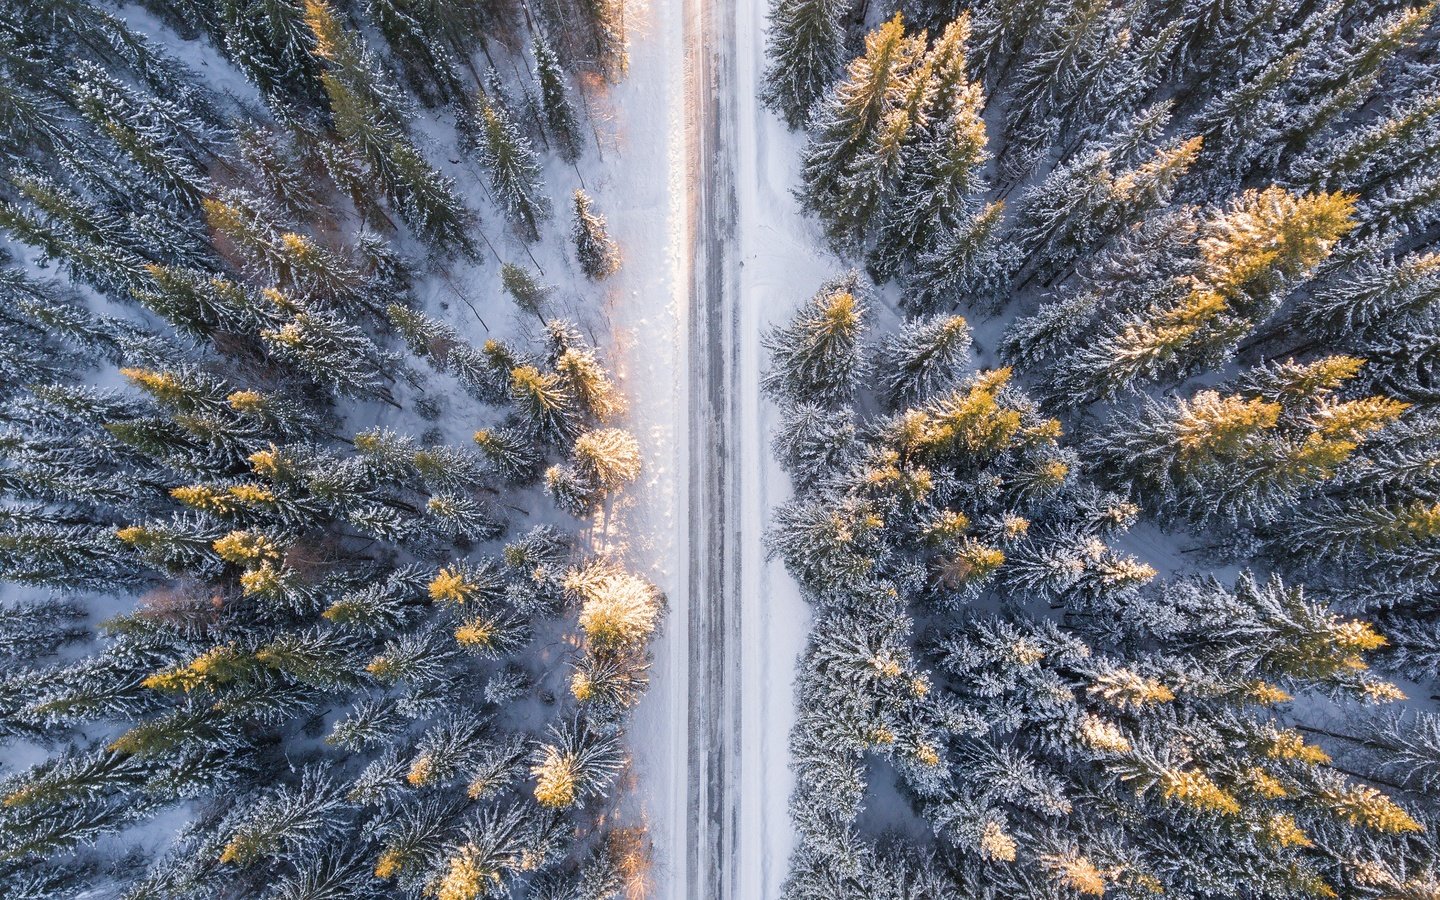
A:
683 0 740 891
615 0 827 892
678 0 832 892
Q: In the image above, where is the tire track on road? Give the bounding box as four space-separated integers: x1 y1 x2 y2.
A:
683 0 739 892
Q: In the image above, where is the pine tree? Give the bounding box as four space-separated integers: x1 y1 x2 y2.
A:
870 19 991 278
1157 572 1400 700
509 365 582 443
426 493 502 542
773 401 858 485
1280 3 1435 160
501 263 554 322
134 266 265 339
798 15 926 247
236 126 323 222
216 0 325 106
473 427 544 484
1194 186 1357 322
69 62 217 210
531 716 622 809
471 92 550 242
571 428 643 495
762 0 848 128
533 31 583 163
405 711 492 788
0 599 85 664
426 802 535 897
762 273 870 408
569 649 649 722
260 292 398 402
1291 92 1440 192
366 0 465 106
215 769 347 866
577 0 628 76
1296 249 1440 342
800 14 919 199
1012 130 1202 288
1040 187 1358 404
571 190 620 280
555 344 626 421
1190 45 1306 187
904 200 1010 313
566 560 661 649
876 314 972 408
304 0 474 254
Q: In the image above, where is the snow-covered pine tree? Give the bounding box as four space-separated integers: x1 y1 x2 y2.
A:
762 272 870 408
571 189 620 280
470 91 550 242
533 30 584 163
762 0 848 128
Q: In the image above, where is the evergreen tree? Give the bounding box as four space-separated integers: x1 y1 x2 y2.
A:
501 263 554 322
1037 187 1358 404
798 15 925 248
473 427 544 484
216 0 326 106
1296 249 1440 342
305 0 474 254
260 295 398 403
762 273 870 408
471 92 550 242
762 0 848 128
875 313 972 408
571 190 620 280
215 768 348 866
365 0 466 106
572 428 643 494
533 31 583 163
566 560 661 649
530 716 622 809
904 200 1010 313
509 365 582 443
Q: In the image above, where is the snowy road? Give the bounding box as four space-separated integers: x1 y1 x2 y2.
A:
685 0 836 892
683 0 739 892
623 0 830 893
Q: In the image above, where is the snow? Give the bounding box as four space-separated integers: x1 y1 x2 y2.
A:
731 0 839 894
579 0 842 892
577 0 692 895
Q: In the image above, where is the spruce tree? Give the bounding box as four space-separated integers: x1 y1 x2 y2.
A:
305 0 474 254
571 190 620 280
762 0 848 128
875 313 972 408
533 31 583 163
762 273 870 408
471 92 550 242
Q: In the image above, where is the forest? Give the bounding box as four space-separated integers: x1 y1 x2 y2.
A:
4 0 1440 897
762 0 1440 897
0 1 659 898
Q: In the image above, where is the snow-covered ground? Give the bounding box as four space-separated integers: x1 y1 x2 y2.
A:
731 0 839 895
583 0 691 897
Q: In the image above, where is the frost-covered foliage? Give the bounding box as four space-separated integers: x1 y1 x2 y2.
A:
765 0 1440 895
0 1 656 896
